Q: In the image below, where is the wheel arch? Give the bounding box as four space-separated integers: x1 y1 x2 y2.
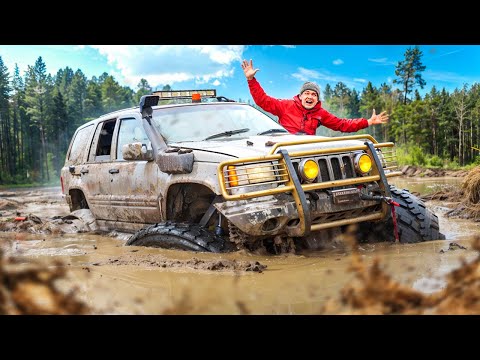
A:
165 182 218 223
69 188 90 211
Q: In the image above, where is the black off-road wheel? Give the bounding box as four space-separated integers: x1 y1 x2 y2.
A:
125 221 235 253
358 185 445 243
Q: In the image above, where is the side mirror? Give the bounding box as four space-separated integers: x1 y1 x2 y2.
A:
157 148 194 174
122 142 154 161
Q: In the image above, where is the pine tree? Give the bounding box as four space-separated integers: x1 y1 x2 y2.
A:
24 57 52 181
0 56 11 182
393 46 426 105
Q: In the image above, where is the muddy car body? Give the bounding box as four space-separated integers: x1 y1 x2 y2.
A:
61 91 443 253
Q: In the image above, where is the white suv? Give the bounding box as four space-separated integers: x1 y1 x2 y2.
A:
61 90 444 254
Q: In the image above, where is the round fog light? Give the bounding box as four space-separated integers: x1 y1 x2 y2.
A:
355 153 372 174
299 159 319 182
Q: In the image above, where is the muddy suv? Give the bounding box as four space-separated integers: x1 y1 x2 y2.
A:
61 90 444 254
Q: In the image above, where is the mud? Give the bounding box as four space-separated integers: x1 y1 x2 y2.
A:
0 188 265 273
97 253 267 273
1 180 480 314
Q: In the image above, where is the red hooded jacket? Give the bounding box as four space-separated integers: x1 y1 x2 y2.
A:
248 78 369 135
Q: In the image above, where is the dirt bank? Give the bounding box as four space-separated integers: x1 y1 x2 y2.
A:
401 165 471 178
421 166 480 221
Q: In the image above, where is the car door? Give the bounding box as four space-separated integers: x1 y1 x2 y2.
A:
107 115 161 225
79 118 117 220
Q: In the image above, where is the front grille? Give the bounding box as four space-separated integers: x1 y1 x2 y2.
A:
318 158 329 181
343 156 354 178
331 158 342 180
294 154 357 182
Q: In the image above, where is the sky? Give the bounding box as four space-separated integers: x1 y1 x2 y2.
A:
0 45 479 103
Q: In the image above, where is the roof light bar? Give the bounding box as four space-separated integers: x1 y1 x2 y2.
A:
152 89 217 100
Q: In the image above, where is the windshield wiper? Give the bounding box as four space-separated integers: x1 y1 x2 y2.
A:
204 128 250 141
257 129 288 135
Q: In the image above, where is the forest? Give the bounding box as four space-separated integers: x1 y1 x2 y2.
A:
0 46 479 185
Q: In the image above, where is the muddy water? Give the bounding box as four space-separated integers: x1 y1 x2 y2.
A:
389 176 464 195
1 179 479 314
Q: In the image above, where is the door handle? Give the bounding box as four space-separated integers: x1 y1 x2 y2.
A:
80 169 89 174
109 169 119 174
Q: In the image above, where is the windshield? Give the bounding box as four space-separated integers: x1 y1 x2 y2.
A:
151 103 286 143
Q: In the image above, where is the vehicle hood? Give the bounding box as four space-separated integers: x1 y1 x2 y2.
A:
170 135 367 160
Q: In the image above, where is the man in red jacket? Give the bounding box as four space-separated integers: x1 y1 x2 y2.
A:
241 59 389 135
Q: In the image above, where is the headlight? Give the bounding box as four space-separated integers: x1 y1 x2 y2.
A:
354 153 372 175
245 165 276 184
298 159 319 182
226 164 276 187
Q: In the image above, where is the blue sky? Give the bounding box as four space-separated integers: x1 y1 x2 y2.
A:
0 45 478 102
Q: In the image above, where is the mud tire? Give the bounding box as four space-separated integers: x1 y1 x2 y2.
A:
125 221 235 253
358 185 445 243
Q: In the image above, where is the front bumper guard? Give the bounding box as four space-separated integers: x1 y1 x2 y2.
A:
217 135 400 237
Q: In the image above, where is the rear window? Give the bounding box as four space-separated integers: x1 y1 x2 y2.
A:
67 124 94 165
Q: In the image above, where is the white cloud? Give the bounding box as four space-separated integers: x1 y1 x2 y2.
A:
437 49 462 58
292 67 369 89
292 67 322 82
368 57 396 66
266 45 296 48
212 79 221 86
424 70 471 84
368 57 388 63
333 59 344 65
88 45 245 88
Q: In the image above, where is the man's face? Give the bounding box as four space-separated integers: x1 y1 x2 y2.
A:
300 90 319 110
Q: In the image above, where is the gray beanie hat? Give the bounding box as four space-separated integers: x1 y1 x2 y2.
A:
299 81 320 98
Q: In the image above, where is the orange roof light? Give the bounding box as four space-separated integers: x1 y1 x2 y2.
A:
192 93 201 103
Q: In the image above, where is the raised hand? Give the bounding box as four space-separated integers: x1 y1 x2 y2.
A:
241 59 260 80
368 109 389 126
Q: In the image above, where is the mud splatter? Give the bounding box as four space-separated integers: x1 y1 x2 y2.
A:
0 241 91 315
321 227 480 315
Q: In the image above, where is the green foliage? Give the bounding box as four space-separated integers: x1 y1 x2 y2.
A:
428 155 444 168
396 144 426 166
2 46 480 185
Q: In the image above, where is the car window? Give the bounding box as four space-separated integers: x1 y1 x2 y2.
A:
116 118 151 160
95 120 116 157
151 103 284 143
67 124 94 165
